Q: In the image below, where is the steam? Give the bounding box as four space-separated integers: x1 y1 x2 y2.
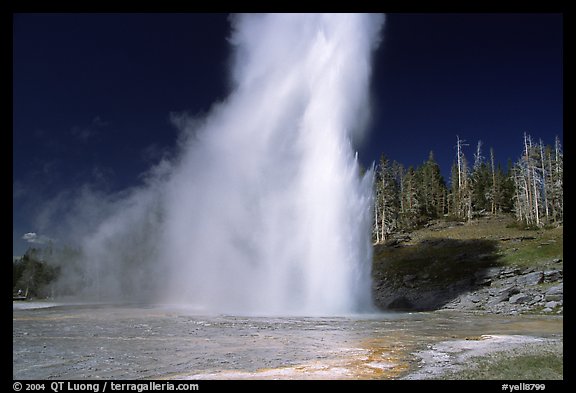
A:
46 13 384 315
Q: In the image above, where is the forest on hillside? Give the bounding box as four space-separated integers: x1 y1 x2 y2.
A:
372 133 563 243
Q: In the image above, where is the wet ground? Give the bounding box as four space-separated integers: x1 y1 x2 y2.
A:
13 302 562 380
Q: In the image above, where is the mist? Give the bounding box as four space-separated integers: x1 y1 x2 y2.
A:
44 13 385 315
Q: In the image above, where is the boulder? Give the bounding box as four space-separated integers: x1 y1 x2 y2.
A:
545 283 563 296
544 284 563 301
487 287 518 305
487 295 507 306
529 294 543 305
496 285 520 297
509 293 531 304
543 270 563 283
499 266 522 277
545 301 558 309
515 271 543 286
545 294 562 302
468 294 483 303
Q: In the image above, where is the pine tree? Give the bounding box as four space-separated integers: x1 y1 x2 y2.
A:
448 161 460 218
416 151 447 220
373 154 400 243
470 140 492 215
369 133 561 235
495 162 515 214
400 166 420 229
392 160 405 218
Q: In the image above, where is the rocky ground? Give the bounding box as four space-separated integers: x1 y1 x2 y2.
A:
441 261 563 314
374 262 563 315
372 215 563 315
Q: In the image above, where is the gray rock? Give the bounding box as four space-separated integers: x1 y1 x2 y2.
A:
552 258 562 263
545 294 562 302
487 294 510 306
527 297 539 305
546 283 563 296
545 301 558 309
542 307 553 313
543 284 563 303
515 271 543 286
509 293 531 304
488 288 499 296
468 294 483 303
530 294 543 304
498 285 520 297
499 267 521 278
543 270 563 282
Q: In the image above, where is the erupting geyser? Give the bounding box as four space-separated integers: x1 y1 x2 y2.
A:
68 13 385 315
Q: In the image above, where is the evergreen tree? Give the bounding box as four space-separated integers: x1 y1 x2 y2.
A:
400 166 420 229
495 162 515 213
369 132 561 239
470 141 488 214
470 162 492 214
392 160 405 217
372 154 400 243
448 161 460 218
13 247 59 298
416 151 447 220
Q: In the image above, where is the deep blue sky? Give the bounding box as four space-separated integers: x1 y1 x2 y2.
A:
13 13 563 255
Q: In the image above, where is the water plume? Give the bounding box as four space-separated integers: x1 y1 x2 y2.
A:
53 13 384 315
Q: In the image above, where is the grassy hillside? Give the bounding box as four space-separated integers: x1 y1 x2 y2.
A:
372 214 563 310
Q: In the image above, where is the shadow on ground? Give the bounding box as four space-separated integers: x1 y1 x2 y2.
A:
372 237 504 311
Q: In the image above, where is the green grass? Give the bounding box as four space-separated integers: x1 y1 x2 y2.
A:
498 230 563 267
373 238 500 290
440 343 563 380
373 215 563 289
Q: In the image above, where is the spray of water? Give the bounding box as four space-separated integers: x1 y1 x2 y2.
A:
52 13 384 315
